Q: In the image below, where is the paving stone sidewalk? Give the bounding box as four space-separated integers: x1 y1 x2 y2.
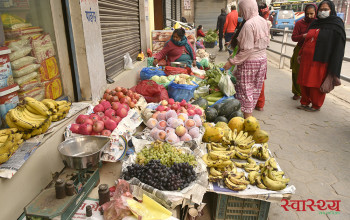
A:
205 48 350 220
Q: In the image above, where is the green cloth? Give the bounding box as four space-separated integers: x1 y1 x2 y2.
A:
290 45 301 96
176 53 193 67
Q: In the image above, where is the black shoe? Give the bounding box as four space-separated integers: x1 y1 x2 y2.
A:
219 49 223 52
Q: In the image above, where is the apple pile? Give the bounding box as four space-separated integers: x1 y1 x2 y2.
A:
70 100 129 136
102 86 141 108
155 98 203 116
145 99 203 144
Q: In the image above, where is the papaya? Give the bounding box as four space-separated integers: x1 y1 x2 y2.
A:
215 122 231 140
253 129 269 143
203 127 224 143
228 117 245 133
244 116 260 132
203 122 214 130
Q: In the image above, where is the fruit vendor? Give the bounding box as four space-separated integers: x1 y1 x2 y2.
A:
153 28 199 68
297 0 345 112
290 3 317 101
223 0 269 118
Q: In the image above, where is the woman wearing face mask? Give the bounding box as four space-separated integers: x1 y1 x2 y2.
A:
153 28 197 67
223 0 269 118
297 0 345 112
290 4 317 101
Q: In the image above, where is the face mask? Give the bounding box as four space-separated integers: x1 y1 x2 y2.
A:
318 10 330 19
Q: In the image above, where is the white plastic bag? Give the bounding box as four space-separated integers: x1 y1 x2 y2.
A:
191 66 206 76
218 73 236 97
124 52 134 70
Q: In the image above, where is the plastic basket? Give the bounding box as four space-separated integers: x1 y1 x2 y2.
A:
167 81 199 102
214 194 270 220
204 41 215 48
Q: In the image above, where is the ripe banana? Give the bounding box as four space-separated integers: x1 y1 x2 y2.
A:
224 178 247 191
234 161 248 168
24 97 50 116
266 168 290 183
209 150 235 160
248 171 259 185
8 109 36 129
210 167 223 177
235 146 251 154
0 128 18 136
256 175 267 189
267 158 278 170
0 135 9 143
0 153 10 164
235 151 252 160
244 164 260 172
202 154 223 167
209 175 223 182
228 174 249 185
5 114 25 131
261 172 287 191
42 99 58 109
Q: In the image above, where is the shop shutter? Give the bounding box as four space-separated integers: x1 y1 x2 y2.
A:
165 0 172 27
194 0 227 30
99 0 141 78
176 0 181 21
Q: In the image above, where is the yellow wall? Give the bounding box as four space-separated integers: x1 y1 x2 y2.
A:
149 0 155 48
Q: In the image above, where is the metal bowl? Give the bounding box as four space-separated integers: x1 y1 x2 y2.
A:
171 62 187 68
57 136 110 170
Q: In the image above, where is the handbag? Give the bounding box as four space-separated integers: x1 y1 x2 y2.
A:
320 74 341 93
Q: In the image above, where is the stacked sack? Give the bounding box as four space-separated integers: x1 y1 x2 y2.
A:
6 97 71 140
2 13 62 100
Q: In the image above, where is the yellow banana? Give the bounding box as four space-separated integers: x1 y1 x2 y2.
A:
9 109 36 129
244 164 260 172
30 127 43 136
224 178 247 191
41 118 52 133
234 162 249 168
235 151 252 160
210 167 223 177
235 146 252 154
22 132 32 140
232 129 238 140
5 114 25 131
0 153 10 164
42 99 58 109
267 168 290 183
209 175 223 182
0 135 9 143
56 100 71 106
248 171 259 185
228 174 249 185
202 154 224 167
24 97 50 116
0 128 18 136
247 157 256 165
256 175 267 189
261 172 287 191
268 158 278 170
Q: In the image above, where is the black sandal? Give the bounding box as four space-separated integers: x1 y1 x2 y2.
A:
297 105 308 110
304 106 320 112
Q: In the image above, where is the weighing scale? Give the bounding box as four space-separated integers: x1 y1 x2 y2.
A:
24 136 110 220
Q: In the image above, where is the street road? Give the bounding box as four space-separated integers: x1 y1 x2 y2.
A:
268 31 350 80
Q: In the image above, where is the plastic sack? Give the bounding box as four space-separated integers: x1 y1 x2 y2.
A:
7 38 30 51
124 52 134 70
18 86 45 101
200 58 209 68
31 34 55 63
1 14 26 29
11 56 36 70
194 85 210 99
191 67 206 76
167 81 199 102
131 80 169 103
13 63 40 77
39 57 59 81
19 79 41 91
14 71 38 85
140 67 166 80
9 46 32 61
102 179 133 220
218 73 236 97
5 26 43 39
164 66 188 76
44 76 62 99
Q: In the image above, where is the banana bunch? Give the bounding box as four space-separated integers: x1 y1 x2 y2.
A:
222 129 255 148
224 172 249 191
248 158 290 191
0 128 24 164
42 99 71 122
252 143 269 161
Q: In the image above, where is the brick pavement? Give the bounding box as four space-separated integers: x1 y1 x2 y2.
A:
204 47 350 220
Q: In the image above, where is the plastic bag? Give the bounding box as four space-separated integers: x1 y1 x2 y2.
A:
102 179 133 220
13 63 40 77
167 81 199 102
14 71 38 85
194 85 210 99
9 46 32 61
164 66 188 76
131 80 168 103
7 38 30 51
18 86 45 101
218 73 236 97
31 34 55 63
124 52 134 70
11 56 36 70
140 67 166 80
19 79 41 91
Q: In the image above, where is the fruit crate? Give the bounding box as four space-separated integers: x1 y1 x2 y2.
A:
214 194 270 220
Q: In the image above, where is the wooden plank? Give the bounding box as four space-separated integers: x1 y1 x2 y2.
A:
50 0 75 100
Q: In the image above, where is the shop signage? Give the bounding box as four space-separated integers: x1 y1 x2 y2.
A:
281 199 340 213
184 0 191 10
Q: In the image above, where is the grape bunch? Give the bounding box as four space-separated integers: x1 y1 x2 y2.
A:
123 160 196 191
136 141 197 167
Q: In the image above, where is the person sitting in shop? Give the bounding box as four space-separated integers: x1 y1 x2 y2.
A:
153 28 199 68
197 25 206 37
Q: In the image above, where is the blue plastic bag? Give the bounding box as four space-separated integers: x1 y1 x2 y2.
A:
167 81 199 102
209 96 235 107
140 67 166 80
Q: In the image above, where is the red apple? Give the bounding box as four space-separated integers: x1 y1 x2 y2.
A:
97 112 105 118
117 92 124 99
92 121 104 133
121 88 127 94
76 115 88 124
103 93 108 99
84 118 94 125
101 130 112 136
102 116 110 122
112 102 121 111
89 114 100 122
70 124 80 133
110 96 119 103
115 87 122 92
111 116 122 125
120 97 127 104
116 107 128 118
105 89 111 94
129 101 135 108
106 94 112 101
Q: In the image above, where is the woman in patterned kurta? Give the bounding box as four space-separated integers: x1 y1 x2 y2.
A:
223 0 269 118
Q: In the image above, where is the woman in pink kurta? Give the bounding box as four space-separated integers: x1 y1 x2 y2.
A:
223 0 269 118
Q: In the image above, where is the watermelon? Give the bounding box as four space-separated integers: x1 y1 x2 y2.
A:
214 116 228 124
192 98 208 110
227 110 244 121
213 102 224 112
205 107 218 122
219 99 241 118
